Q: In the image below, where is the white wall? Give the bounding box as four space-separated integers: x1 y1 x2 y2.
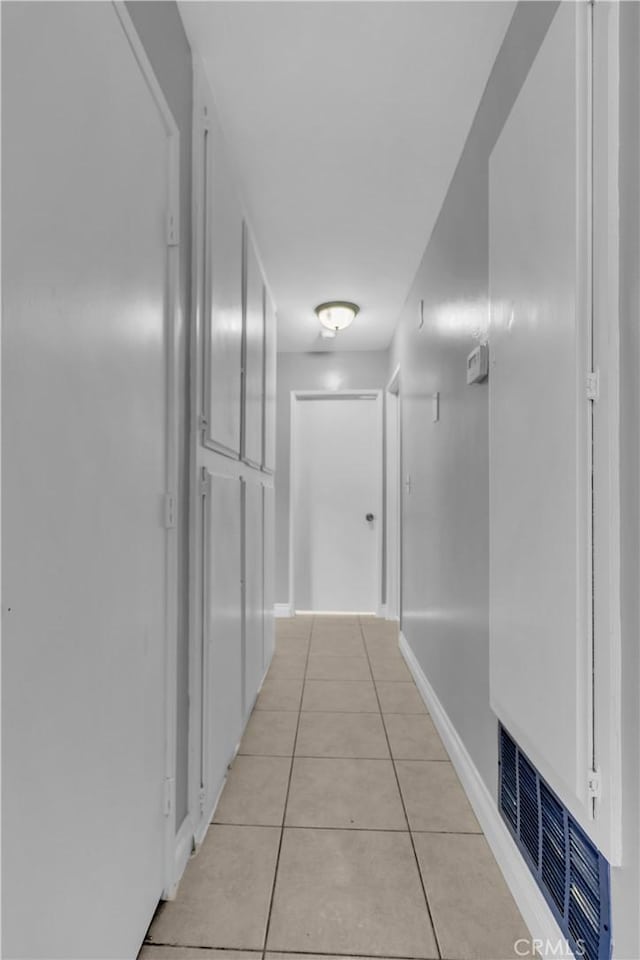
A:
390 2 640 955
388 2 558 796
2 4 182 956
275 350 389 608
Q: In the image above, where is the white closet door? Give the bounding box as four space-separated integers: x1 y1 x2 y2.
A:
203 473 243 807
202 114 243 458
243 479 265 715
489 3 596 837
2 4 173 956
263 293 278 473
243 231 265 468
263 484 276 667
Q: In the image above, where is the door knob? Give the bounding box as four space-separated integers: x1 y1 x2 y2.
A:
366 513 374 522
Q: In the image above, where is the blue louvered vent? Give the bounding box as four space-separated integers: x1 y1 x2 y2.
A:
499 726 518 831
498 724 611 960
518 752 540 869
541 783 566 915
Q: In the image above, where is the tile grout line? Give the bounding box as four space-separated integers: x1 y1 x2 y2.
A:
145 939 473 959
238 751 451 762
260 616 315 960
212 821 482 835
254 709 426 716
357 617 444 960
258 709 382 714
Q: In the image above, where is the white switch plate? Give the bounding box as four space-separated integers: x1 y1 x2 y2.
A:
467 343 489 384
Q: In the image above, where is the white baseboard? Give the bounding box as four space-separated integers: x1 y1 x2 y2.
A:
194 767 227 851
399 632 574 960
264 639 275 675
164 814 194 900
380 604 389 619
274 602 293 618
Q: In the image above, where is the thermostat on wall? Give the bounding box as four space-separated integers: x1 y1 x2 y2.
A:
466 343 489 384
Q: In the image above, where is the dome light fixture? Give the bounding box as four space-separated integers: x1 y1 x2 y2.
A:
315 300 359 332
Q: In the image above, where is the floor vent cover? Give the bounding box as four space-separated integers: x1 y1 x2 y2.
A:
498 725 611 960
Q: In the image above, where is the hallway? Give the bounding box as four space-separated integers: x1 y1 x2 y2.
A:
3 2 640 958
141 616 529 960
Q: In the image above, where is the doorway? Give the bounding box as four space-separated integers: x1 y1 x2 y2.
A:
290 391 383 613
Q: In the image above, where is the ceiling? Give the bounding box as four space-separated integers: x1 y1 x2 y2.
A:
178 2 514 353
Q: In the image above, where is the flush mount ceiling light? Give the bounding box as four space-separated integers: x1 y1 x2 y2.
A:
315 301 359 332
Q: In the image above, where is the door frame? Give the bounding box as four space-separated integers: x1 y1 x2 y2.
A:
385 366 401 623
114 0 181 895
590 0 622 862
112 3 182 901
289 389 384 615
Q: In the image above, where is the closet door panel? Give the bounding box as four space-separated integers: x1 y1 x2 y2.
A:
263 484 276 666
263 293 277 473
243 231 265 467
243 479 265 714
204 472 243 804
202 117 243 457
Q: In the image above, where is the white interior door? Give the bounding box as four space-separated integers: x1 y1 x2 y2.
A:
293 395 381 613
2 4 175 956
489 2 604 846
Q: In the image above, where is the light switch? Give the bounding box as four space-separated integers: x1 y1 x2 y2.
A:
466 344 489 384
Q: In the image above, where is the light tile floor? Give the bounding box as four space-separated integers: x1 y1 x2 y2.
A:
141 616 532 960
